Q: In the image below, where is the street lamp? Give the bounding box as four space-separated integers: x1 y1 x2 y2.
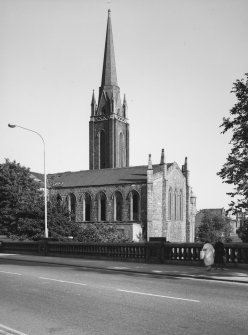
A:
8 123 48 238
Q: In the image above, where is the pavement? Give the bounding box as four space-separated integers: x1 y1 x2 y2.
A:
1 252 248 284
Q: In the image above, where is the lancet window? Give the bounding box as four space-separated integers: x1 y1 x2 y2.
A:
129 190 140 221
113 191 123 221
97 192 107 221
67 193 76 222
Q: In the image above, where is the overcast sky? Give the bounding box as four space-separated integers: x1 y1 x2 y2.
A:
1 0 248 210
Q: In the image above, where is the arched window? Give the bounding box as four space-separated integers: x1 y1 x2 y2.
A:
85 193 91 221
56 193 62 207
80 193 91 222
67 193 76 222
97 192 107 221
179 190 183 220
129 190 140 221
119 132 124 167
168 188 172 220
113 191 123 221
99 130 105 169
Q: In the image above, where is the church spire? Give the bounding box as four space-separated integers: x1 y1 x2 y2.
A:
89 10 129 170
101 9 118 89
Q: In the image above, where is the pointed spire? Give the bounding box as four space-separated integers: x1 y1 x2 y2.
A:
101 10 118 88
91 90 97 116
122 94 128 118
91 90 96 105
123 94 127 106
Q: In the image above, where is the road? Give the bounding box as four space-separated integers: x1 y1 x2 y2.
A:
0 259 247 335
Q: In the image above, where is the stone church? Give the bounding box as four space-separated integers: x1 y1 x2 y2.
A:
42 10 197 242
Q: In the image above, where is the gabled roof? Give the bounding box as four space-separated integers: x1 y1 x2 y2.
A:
39 164 172 189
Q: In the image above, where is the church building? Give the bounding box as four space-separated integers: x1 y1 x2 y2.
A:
46 10 197 242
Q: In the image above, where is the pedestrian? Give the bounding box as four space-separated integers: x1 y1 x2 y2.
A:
202 240 215 271
214 237 225 270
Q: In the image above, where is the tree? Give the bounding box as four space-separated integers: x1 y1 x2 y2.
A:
0 159 43 237
196 212 233 243
0 159 78 241
217 73 248 214
46 196 81 241
236 220 248 243
73 223 131 243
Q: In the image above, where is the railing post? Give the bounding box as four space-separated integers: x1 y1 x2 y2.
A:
38 238 48 256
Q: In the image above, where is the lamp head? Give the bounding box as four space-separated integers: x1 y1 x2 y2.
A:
8 124 16 128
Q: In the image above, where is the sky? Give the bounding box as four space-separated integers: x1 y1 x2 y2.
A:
1 0 248 211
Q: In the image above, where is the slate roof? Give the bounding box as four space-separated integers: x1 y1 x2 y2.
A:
31 164 173 189
47 164 173 188
31 172 44 181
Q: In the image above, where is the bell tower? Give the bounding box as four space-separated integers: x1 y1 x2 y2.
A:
89 10 130 170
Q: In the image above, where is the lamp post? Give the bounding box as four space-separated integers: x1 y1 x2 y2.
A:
8 123 48 238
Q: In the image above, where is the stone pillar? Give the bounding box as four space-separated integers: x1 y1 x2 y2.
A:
147 154 153 241
109 116 115 168
89 121 94 170
161 149 167 237
183 157 191 242
126 123 129 167
190 192 197 242
97 132 101 169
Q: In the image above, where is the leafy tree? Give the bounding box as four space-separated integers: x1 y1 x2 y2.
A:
73 223 131 243
0 159 43 237
217 73 248 213
196 212 233 243
236 220 248 243
0 159 78 241
46 196 81 241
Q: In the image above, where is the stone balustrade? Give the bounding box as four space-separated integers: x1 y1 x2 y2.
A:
1 240 248 266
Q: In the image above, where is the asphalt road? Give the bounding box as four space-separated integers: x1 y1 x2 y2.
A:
0 259 247 335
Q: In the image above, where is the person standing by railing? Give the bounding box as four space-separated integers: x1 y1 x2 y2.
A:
202 240 215 271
